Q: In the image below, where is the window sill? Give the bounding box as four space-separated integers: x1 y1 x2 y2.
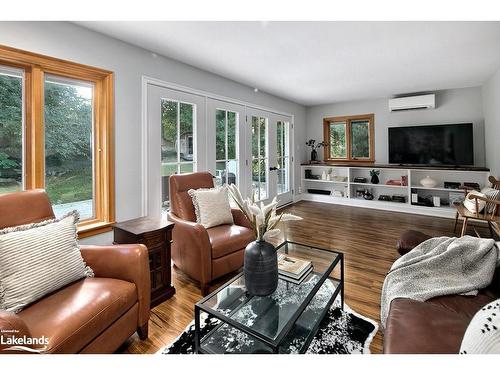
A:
77 221 115 239
324 159 375 164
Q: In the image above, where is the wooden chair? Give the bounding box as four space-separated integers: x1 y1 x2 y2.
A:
454 176 500 238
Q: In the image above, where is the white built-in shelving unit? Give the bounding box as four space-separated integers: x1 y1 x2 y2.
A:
299 164 490 218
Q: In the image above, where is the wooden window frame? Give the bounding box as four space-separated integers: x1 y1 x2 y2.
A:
323 113 375 163
0 44 115 238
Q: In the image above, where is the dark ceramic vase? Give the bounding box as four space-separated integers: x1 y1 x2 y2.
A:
371 174 379 184
310 149 317 162
244 240 278 296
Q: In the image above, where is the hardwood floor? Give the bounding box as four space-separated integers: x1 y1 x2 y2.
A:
119 201 488 354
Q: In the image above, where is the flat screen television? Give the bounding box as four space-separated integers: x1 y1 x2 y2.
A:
388 123 474 166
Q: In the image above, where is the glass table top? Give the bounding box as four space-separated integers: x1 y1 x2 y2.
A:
197 241 342 346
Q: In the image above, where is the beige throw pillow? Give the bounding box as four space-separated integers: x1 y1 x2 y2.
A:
0 211 94 313
188 186 234 229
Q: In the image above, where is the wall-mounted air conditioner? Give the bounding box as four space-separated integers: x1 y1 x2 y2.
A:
388 94 435 112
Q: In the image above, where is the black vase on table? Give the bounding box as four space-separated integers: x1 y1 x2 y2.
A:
244 240 278 296
310 149 317 162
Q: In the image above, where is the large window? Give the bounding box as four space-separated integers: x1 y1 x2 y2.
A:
161 99 195 207
323 114 374 162
251 115 268 201
0 46 114 237
44 75 94 220
215 109 238 187
0 66 23 193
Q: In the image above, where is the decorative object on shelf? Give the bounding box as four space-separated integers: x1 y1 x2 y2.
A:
433 196 441 207
370 170 380 184
401 175 408 186
363 189 374 200
411 196 433 207
308 189 331 195
332 190 343 198
332 175 348 182
411 193 419 203
386 179 403 186
463 182 481 191
356 189 365 198
444 181 461 189
354 177 367 183
420 175 437 188
378 195 392 201
321 171 327 180
306 139 328 163
228 185 302 296
449 191 466 206
392 195 407 203
326 168 333 181
305 169 313 179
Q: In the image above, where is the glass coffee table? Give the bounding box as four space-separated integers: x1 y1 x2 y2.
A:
194 241 344 354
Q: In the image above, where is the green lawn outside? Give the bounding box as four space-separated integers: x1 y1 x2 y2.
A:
45 169 93 205
161 163 193 176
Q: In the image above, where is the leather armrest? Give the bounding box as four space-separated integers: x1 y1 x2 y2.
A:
396 230 432 256
231 208 253 230
79 244 151 328
168 213 212 284
0 310 36 354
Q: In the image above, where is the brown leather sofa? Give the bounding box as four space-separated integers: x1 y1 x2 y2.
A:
0 190 151 354
168 172 254 295
384 230 500 354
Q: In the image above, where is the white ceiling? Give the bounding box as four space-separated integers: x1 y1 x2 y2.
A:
77 21 500 106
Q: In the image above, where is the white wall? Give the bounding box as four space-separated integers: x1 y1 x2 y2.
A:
482 67 500 178
306 87 485 166
0 22 307 244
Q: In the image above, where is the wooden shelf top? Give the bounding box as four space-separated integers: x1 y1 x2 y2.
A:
301 162 489 172
113 216 174 235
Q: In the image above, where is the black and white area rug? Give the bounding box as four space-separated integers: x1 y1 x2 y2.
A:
159 303 378 354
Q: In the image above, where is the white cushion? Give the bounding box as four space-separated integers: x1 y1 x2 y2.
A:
0 211 93 313
460 298 500 354
188 186 234 229
481 187 500 214
463 190 487 214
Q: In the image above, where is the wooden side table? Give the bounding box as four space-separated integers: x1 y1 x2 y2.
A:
112 216 176 308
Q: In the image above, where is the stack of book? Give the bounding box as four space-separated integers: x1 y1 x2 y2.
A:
278 254 313 284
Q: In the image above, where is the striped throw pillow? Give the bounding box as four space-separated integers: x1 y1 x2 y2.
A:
0 211 93 313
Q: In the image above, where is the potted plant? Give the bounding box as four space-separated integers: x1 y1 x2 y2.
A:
227 184 302 296
306 139 328 162
370 169 380 184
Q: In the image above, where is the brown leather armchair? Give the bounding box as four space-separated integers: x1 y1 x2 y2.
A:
0 190 150 354
168 172 255 295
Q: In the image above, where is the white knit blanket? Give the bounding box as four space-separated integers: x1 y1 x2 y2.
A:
381 236 500 328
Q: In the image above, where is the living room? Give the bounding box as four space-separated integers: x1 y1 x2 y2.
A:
1 1 500 373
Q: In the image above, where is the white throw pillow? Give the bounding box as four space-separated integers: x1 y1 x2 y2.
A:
481 187 500 214
188 186 234 229
463 190 487 214
0 211 94 313
460 298 500 354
